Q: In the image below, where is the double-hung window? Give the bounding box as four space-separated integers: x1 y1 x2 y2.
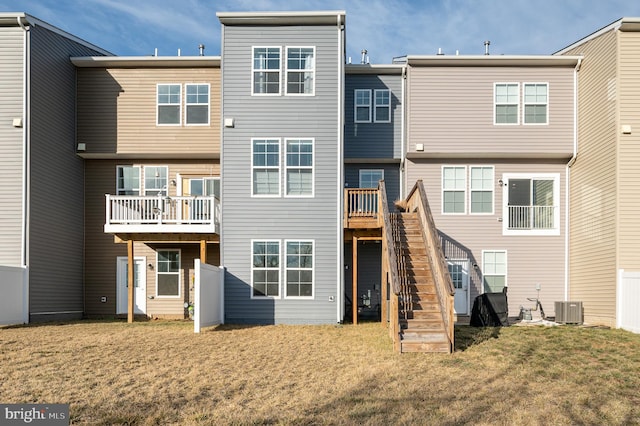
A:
252 241 280 298
285 139 313 196
185 83 209 125
157 84 181 125
442 166 466 214
116 165 140 195
354 89 372 123
157 250 180 297
470 166 494 214
359 169 384 189
374 89 390 122
503 173 559 235
285 241 313 298
286 47 315 95
252 47 281 95
252 139 280 196
523 83 548 124
143 166 168 196
482 250 507 293
494 83 519 124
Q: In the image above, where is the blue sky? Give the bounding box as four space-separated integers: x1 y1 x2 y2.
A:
2 0 640 62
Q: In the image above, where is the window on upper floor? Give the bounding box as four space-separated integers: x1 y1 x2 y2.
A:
523 83 548 124
503 173 559 235
354 89 372 123
253 47 281 95
252 240 280 298
252 139 281 196
285 240 314 298
442 166 466 214
185 83 210 125
143 166 168 196
285 139 314 197
157 84 181 125
116 165 140 195
359 169 384 188
494 83 519 124
470 166 494 214
286 47 315 95
482 250 507 293
374 89 390 122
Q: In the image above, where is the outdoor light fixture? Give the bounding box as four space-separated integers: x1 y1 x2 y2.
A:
147 263 154 270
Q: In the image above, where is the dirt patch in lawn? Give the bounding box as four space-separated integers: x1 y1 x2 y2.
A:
1 320 640 425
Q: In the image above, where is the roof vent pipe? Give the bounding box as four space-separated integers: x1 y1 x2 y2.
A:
484 40 490 55
199 44 205 56
437 47 444 55
361 49 368 64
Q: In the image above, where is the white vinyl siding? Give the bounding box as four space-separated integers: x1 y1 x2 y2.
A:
185 83 210 125
494 83 519 125
157 84 181 125
470 166 494 214
252 139 281 196
286 47 315 95
116 165 140 195
252 46 281 95
143 166 168 196
374 89 391 122
156 250 180 297
252 240 281 298
354 89 371 123
483 250 507 293
523 83 548 124
285 240 314 298
503 173 560 235
285 139 314 197
442 166 466 214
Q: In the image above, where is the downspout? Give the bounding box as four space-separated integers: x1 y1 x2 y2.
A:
565 57 582 301
336 14 345 323
18 17 30 323
400 65 407 198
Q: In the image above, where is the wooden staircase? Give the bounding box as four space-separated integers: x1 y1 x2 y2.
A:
393 212 451 353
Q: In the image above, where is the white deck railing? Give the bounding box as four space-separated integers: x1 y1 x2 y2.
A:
105 194 219 233
507 205 556 230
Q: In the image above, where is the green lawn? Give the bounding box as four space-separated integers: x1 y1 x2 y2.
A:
1 320 639 425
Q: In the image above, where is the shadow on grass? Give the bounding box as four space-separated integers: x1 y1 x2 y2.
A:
454 325 502 351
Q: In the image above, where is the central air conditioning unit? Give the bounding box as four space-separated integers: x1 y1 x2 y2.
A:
555 301 583 325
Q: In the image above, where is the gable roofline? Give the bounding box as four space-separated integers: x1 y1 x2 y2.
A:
406 55 581 67
217 10 346 26
554 17 640 55
71 56 221 68
0 12 112 56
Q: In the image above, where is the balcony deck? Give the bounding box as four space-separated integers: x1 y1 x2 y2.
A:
344 188 382 230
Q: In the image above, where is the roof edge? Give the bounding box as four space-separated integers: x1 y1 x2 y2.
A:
71 56 221 68
553 17 640 55
406 55 582 67
217 10 345 26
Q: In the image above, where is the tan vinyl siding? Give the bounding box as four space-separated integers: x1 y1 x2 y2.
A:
564 30 617 326
617 31 640 270
0 27 24 266
84 160 220 316
407 67 575 157
407 159 567 318
77 67 220 154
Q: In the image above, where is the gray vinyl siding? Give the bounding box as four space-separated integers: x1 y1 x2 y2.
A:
407 159 567 318
221 24 342 324
344 163 400 209
407 66 575 158
0 27 24 267
345 74 402 159
27 26 105 320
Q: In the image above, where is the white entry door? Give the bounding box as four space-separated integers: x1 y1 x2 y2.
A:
116 257 146 314
448 260 469 315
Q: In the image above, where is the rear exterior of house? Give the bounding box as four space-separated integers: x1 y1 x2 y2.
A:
0 14 108 323
73 57 222 319
218 11 346 324
404 56 580 319
559 18 640 331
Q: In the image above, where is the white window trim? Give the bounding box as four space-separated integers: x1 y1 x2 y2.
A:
116 165 141 196
469 165 495 215
494 82 520 125
143 165 169 196
251 46 282 96
284 138 314 198
442 165 467 215
284 239 315 299
373 89 391 123
359 169 384 188
185 83 210 126
285 46 315 96
156 83 182 126
354 89 372 123
481 250 507 294
522 82 549 126
251 138 281 198
502 173 560 236
156 249 181 298
251 239 282 299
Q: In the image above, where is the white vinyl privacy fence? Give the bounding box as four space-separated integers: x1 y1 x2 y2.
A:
0 265 28 325
618 270 640 334
194 260 224 333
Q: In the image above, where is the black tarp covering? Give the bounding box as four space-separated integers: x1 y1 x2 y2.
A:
470 290 509 327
